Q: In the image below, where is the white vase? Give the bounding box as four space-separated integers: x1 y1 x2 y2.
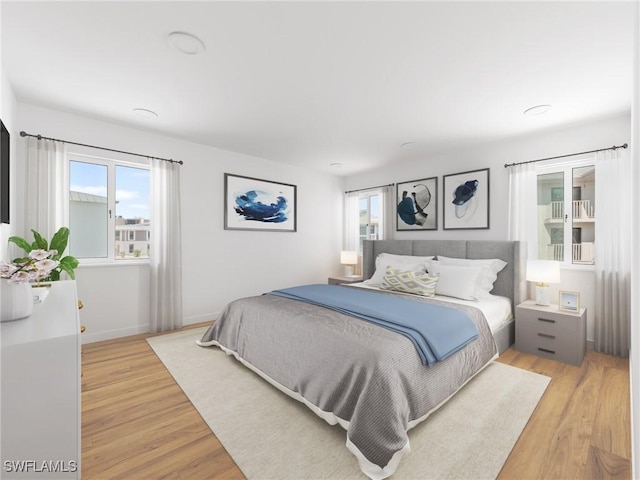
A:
32 285 51 304
0 280 34 322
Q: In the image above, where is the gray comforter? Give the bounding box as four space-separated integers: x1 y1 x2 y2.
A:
198 287 497 479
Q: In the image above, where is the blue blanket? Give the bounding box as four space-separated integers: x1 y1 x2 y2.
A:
268 284 478 366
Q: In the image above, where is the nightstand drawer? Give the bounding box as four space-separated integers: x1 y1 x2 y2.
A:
516 323 579 365
516 309 579 333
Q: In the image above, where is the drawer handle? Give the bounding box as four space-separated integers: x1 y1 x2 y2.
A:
538 347 556 354
538 317 556 324
538 333 556 339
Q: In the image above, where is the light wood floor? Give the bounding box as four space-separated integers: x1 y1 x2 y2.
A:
82 325 631 479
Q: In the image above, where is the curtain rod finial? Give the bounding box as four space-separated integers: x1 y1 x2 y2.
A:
19 131 27 137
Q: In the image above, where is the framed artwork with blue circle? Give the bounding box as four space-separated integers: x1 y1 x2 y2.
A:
443 168 490 230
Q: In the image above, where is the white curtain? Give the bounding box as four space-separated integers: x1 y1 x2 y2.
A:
379 184 395 240
343 190 360 274
149 159 183 333
343 191 360 252
22 137 68 241
507 162 538 258
594 148 631 356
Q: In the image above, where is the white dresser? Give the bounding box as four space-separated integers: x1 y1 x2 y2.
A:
1 281 81 479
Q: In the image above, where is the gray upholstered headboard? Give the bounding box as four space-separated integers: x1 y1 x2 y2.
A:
362 240 527 310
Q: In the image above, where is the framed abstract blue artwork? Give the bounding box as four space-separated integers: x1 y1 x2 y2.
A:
396 177 437 231
224 173 297 232
443 168 490 230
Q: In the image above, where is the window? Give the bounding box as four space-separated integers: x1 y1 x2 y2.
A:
358 192 380 251
536 159 595 265
68 154 150 262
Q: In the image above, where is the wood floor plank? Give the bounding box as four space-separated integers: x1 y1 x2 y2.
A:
585 445 632 480
496 359 582 479
590 365 632 459
83 330 630 480
539 354 604 480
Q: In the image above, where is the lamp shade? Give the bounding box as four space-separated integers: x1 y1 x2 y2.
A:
526 259 561 284
340 250 358 265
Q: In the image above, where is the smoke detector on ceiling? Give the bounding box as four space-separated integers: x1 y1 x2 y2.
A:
168 31 206 55
523 105 552 116
133 108 158 119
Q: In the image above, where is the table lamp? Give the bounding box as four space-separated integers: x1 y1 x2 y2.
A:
340 250 358 277
526 259 561 306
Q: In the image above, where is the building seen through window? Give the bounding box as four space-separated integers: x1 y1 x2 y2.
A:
359 193 380 251
69 158 150 262
537 162 595 265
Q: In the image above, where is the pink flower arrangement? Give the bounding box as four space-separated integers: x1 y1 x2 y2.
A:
0 249 60 284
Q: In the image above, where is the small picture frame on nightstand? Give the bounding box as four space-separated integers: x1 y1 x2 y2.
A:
559 290 580 312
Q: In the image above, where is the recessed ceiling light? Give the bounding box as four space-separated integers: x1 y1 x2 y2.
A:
168 31 206 55
523 105 552 116
401 142 418 149
330 162 343 168
132 108 158 119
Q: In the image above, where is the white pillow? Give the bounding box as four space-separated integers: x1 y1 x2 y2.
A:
436 256 507 298
424 261 482 301
366 253 434 286
380 266 439 297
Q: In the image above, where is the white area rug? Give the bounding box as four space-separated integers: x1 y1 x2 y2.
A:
148 327 550 480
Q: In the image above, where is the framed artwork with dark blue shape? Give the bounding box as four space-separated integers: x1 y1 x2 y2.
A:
224 173 297 232
443 168 490 230
396 177 437 231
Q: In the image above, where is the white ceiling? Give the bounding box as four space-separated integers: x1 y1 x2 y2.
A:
2 1 636 175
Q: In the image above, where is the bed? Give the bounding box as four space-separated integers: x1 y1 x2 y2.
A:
198 239 526 479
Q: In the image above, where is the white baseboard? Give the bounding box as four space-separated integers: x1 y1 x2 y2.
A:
81 313 220 344
82 324 150 344
183 312 220 326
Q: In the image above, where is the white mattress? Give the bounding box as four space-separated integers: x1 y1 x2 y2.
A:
349 283 513 333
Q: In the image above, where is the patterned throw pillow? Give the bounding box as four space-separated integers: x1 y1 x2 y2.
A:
380 266 439 297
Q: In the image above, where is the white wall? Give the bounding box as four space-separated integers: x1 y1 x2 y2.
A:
16 103 344 343
345 114 631 345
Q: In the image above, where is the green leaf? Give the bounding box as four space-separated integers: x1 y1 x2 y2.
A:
31 229 49 250
59 256 79 280
50 228 70 257
8 236 32 253
49 270 61 281
59 256 79 269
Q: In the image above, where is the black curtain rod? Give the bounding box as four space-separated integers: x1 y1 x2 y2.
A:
345 182 395 194
19 131 183 165
504 143 628 168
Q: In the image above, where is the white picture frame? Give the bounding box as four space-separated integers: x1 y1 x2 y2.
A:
559 290 580 312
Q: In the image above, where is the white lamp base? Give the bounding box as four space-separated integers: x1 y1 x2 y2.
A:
534 284 550 306
343 265 354 277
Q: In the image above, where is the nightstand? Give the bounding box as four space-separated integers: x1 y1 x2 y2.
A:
328 276 363 285
515 300 587 366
